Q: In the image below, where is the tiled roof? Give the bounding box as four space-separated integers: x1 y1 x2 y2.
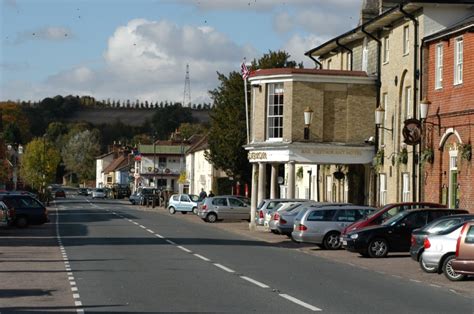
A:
138 144 190 155
102 155 131 173
186 134 208 154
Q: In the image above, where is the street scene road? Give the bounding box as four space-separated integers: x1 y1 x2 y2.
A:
1 196 472 313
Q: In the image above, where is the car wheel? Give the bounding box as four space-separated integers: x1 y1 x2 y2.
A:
368 238 388 258
169 207 176 214
206 213 217 223
15 216 28 228
419 255 437 273
192 207 198 214
359 251 370 258
181 211 187 215
443 255 466 281
323 232 342 250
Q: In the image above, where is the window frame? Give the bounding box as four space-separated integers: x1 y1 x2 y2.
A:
402 172 410 202
383 36 390 64
405 86 412 120
454 36 463 85
266 83 284 141
403 25 410 56
435 43 443 89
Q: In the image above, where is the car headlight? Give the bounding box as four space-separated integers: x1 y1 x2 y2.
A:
350 233 359 239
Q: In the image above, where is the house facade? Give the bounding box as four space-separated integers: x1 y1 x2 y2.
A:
96 152 115 188
423 16 474 212
307 0 474 207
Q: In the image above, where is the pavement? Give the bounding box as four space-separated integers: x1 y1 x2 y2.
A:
136 202 474 299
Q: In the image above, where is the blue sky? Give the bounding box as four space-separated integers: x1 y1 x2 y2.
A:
0 0 360 103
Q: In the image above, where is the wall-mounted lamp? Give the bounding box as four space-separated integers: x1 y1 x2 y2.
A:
304 107 314 140
375 105 393 132
419 98 441 134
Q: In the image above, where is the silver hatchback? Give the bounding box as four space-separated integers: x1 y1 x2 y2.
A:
197 196 250 223
292 205 376 249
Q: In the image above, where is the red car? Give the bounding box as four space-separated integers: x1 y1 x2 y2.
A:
341 202 446 237
452 221 474 276
55 190 66 198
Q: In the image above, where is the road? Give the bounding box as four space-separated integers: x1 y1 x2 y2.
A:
3 197 473 312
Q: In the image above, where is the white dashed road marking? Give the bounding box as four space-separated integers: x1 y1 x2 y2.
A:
240 276 269 288
194 254 211 262
177 246 192 253
213 263 235 273
279 294 322 311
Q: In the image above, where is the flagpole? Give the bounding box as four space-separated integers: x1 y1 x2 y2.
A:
243 59 250 145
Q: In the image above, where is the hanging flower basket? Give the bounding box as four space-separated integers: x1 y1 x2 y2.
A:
296 166 304 180
461 143 472 161
398 148 408 165
421 148 434 164
333 171 345 180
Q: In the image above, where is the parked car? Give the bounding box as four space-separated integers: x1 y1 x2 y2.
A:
0 201 13 226
168 194 200 214
341 202 446 237
451 221 474 278
92 188 107 199
410 214 474 272
344 208 468 258
197 196 250 223
77 188 88 196
55 189 66 198
265 202 301 231
292 205 376 249
421 224 469 281
276 202 318 236
0 194 49 228
129 191 141 205
255 198 307 226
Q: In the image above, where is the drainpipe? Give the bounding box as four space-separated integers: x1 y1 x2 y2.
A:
307 54 322 69
400 4 419 203
336 39 353 71
361 26 381 207
418 38 426 202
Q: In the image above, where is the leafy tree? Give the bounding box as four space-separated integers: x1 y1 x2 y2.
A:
206 50 300 183
179 122 208 140
62 129 101 182
20 138 61 190
150 104 196 140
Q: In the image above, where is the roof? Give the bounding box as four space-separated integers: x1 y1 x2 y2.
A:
96 151 114 160
102 155 131 173
424 14 474 42
138 144 190 155
186 134 209 154
249 68 368 78
306 1 474 58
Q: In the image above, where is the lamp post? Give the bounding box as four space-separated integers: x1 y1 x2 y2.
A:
7 144 23 190
303 107 313 140
419 98 430 202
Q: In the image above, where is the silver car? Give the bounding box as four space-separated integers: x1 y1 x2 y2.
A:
421 224 470 281
268 202 316 233
197 196 250 223
265 202 301 231
168 194 200 214
256 198 307 226
92 188 106 199
292 205 376 249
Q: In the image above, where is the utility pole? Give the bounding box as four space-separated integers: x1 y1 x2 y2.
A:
183 64 191 108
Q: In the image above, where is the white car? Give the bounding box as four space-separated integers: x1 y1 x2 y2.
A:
92 188 106 199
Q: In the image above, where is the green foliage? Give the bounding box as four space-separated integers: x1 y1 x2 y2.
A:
398 148 409 165
296 167 304 180
251 50 301 69
179 122 208 140
373 149 384 171
150 104 196 139
421 147 434 164
461 143 472 161
62 129 101 182
20 138 61 190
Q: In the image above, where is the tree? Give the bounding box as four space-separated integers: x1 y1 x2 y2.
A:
150 104 196 139
62 129 101 183
179 122 208 140
20 138 61 190
206 50 300 183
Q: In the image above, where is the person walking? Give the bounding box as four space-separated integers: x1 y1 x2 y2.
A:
208 191 215 197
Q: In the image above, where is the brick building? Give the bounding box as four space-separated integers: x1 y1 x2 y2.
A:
422 16 474 212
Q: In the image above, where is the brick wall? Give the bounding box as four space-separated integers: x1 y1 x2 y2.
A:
425 31 474 213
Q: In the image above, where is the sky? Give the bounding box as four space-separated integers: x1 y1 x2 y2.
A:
0 0 361 104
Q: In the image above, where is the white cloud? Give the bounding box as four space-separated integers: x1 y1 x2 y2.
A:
3 19 258 103
178 0 360 11
282 34 326 68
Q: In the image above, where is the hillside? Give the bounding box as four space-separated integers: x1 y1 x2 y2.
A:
64 108 210 126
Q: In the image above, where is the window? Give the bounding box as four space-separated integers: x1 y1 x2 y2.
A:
228 198 245 207
379 174 387 206
334 209 364 222
465 226 474 244
327 59 332 70
403 25 410 55
362 38 368 72
383 36 390 63
212 198 227 206
325 175 333 202
454 37 463 85
267 83 284 140
402 173 410 202
435 43 443 89
381 93 388 145
405 86 412 119
346 53 352 70
449 151 458 208
159 157 166 168
180 195 190 202
307 209 336 221
401 211 428 229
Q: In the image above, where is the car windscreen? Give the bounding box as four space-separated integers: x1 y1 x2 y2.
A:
257 201 265 210
381 211 410 226
366 205 391 219
189 195 199 202
423 217 464 234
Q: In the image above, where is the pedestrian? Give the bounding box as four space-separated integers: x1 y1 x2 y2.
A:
199 188 207 200
208 190 215 197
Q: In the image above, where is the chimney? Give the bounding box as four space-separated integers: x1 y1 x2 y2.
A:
359 0 379 25
380 0 404 14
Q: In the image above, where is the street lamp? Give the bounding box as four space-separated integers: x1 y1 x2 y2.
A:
7 144 23 190
420 98 430 121
304 107 314 140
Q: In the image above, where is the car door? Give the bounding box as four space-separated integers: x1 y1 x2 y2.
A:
211 197 229 218
305 209 337 242
179 194 191 211
391 211 429 251
228 197 249 220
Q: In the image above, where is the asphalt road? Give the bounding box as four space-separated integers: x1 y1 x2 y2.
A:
53 197 473 313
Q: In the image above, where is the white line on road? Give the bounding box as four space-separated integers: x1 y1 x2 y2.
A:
140 225 146 229
430 284 441 288
146 229 154 233
71 287 78 292
410 279 421 283
194 254 211 262
155 234 164 239
73 293 80 299
240 276 269 288
279 294 322 312
177 246 192 253
213 263 235 273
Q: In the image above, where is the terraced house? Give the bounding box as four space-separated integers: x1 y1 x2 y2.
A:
306 0 474 207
